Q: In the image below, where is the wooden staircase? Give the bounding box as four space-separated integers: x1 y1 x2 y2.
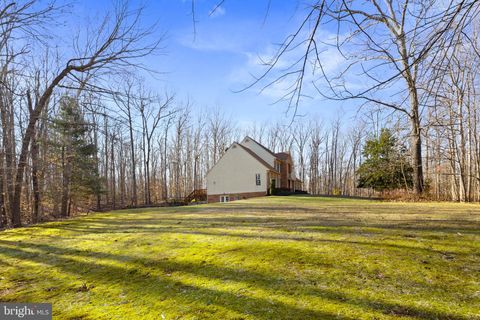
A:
184 189 207 203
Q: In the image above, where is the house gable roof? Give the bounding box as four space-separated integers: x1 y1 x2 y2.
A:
205 141 281 177
275 152 291 161
242 136 295 164
236 143 279 174
242 136 278 159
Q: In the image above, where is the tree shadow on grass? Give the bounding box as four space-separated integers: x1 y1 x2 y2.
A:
38 216 479 257
0 240 351 320
0 239 475 320
34 212 480 234
89 212 480 234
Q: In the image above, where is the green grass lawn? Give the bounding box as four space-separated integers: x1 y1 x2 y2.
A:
0 196 479 319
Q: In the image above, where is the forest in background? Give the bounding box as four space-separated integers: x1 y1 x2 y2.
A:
2 0 480 228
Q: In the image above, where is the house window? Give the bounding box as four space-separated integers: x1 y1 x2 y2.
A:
255 173 261 186
220 195 230 203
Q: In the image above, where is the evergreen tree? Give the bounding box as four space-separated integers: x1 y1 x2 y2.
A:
357 129 413 191
52 96 102 216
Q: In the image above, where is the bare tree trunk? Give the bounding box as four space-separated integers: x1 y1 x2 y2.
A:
127 108 137 206
31 126 41 222
410 112 424 195
93 120 101 210
111 133 116 210
119 141 126 207
104 115 109 207
27 91 41 223
0 88 16 225
61 145 72 217
0 145 7 227
162 118 172 200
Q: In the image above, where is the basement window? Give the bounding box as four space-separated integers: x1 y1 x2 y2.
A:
255 173 261 186
220 195 230 203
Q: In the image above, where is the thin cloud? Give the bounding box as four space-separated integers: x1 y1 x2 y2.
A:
176 20 256 53
228 28 347 103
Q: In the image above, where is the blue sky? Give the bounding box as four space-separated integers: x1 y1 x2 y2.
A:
72 0 360 127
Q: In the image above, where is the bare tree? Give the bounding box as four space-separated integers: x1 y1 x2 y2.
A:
4 1 161 226
137 89 175 205
247 0 479 195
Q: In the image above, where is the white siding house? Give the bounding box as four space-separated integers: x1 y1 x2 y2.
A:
206 137 301 203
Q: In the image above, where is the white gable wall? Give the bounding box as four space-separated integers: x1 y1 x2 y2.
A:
207 143 268 195
241 137 276 167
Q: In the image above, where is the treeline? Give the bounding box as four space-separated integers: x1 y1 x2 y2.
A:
2 1 480 228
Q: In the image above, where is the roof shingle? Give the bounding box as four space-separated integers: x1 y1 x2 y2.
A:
236 143 279 174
